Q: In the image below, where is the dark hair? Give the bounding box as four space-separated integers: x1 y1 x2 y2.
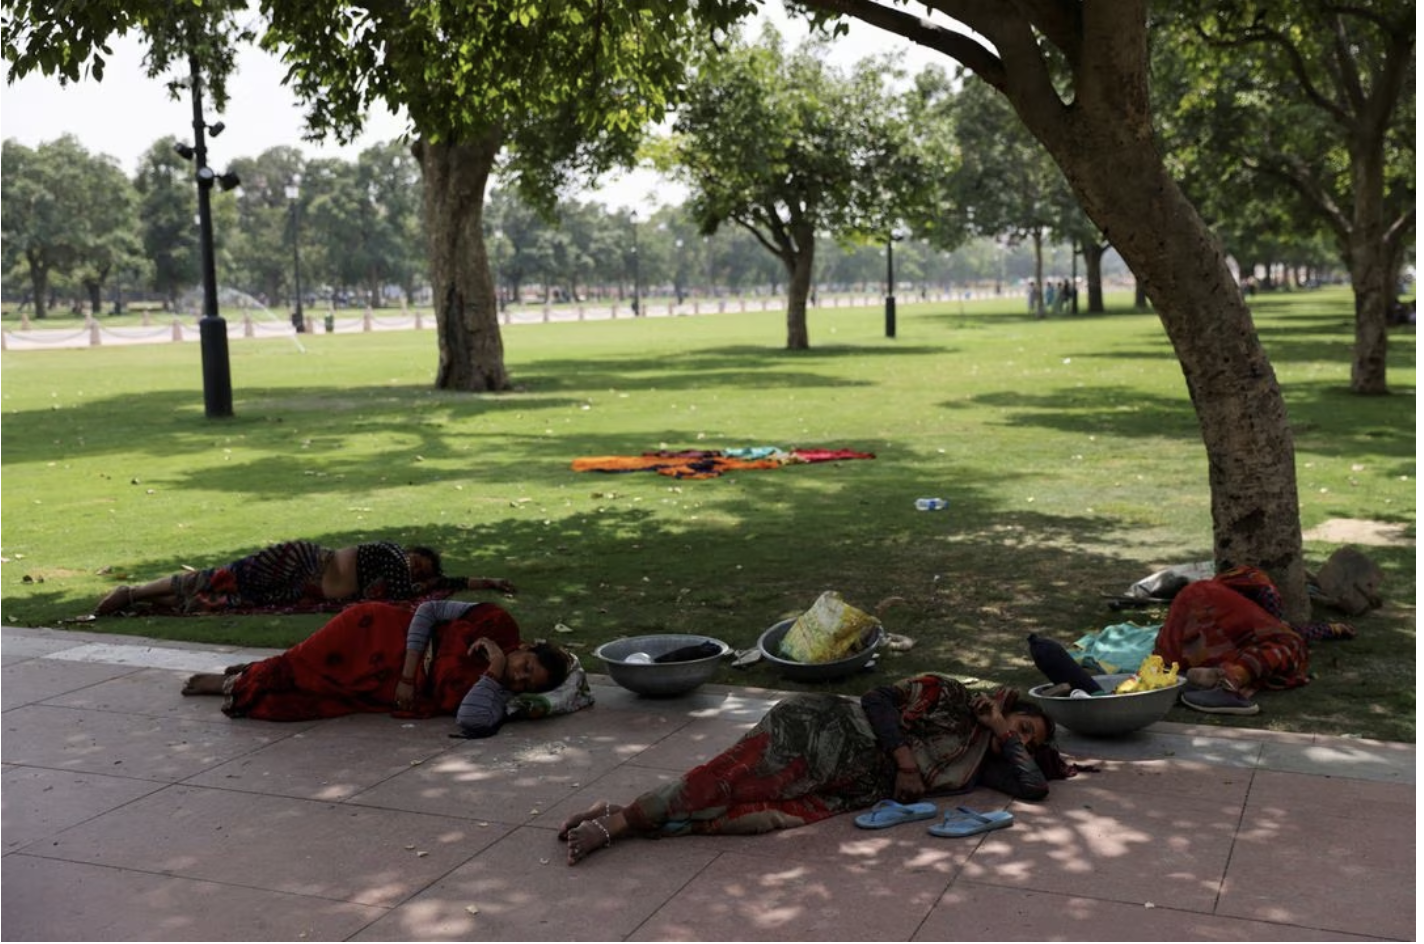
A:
407 545 444 576
1009 699 1057 744
529 642 571 692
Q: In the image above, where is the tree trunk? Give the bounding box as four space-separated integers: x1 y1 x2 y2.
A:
1083 241 1106 312
783 222 815 350
27 256 50 320
414 131 511 392
1031 229 1046 319
86 280 102 315
1346 140 1391 394
1035 119 1306 620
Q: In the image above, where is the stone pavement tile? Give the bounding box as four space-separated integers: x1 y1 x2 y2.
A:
182 723 457 801
0 629 91 663
1219 771 1415 940
959 783 1240 913
588 682 781 725
351 823 723 941
537 697 729 760
1255 734 1415 783
1058 727 1265 771
2 766 167 852
626 847 954 942
1070 757 1254 805
34 783 506 908
44 667 248 721
912 882 1385 942
1 658 143 710
1 704 288 781
620 716 761 771
344 731 625 824
2 854 386 942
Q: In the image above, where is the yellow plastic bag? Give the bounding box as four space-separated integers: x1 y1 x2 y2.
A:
779 591 881 664
1113 655 1179 694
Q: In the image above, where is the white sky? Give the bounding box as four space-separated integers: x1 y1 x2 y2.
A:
0 7 953 209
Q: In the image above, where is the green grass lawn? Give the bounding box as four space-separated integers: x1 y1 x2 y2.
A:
2 287 1415 741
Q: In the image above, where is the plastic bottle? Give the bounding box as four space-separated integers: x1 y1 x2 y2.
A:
915 497 949 511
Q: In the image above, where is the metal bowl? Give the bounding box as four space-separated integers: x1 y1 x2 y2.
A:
593 634 731 697
1028 673 1186 737
756 618 883 682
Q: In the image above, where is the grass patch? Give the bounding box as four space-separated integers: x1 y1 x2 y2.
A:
2 287 1414 741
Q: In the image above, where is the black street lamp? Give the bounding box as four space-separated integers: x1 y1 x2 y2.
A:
285 177 304 333
177 52 238 418
630 211 641 316
885 229 903 339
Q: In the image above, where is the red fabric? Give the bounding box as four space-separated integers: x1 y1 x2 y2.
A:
622 730 842 835
224 601 520 721
1153 567 1309 696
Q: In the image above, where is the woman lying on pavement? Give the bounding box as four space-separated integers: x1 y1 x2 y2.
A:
561 673 1087 865
182 599 568 737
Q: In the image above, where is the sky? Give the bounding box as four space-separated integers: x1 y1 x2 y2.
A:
0 7 953 210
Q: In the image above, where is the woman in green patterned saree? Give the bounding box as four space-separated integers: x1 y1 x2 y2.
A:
563 673 1073 865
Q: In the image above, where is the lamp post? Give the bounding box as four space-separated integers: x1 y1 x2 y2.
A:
674 238 685 306
493 228 505 312
181 52 237 418
630 211 641 316
285 177 304 333
885 229 902 338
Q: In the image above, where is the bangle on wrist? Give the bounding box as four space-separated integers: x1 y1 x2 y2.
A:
400 675 415 683
897 765 917 775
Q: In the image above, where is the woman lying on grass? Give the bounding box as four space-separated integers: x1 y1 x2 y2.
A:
561 673 1083 865
95 540 514 616
182 599 568 737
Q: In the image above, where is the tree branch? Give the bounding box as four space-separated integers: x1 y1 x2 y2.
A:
796 0 1008 89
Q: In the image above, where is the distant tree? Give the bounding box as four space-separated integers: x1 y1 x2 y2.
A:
1162 0 1415 393
0 135 137 318
654 30 925 348
225 146 306 313
135 136 201 309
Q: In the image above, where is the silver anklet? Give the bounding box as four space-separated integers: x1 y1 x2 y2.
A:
592 817 611 849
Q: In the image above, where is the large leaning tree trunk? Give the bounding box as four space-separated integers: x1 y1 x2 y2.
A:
997 6 1309 619
799 0 1310 617
414 129 511 392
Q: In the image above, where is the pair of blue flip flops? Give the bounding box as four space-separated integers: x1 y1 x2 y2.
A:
853 800 1014 837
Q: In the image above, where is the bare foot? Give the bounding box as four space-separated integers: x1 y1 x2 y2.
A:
94 586 134 616
182 673 227 696
1186 666 1226 689
567 817 616 866
558 801 622 840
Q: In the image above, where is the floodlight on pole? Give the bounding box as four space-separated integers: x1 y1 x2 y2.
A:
285 177 304 333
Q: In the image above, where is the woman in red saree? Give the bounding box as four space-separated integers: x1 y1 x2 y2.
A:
1154 565 1310 715
182 600 568 735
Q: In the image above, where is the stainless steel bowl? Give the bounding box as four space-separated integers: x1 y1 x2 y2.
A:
1028 673 1186 737
593 634 731 697
756 618 883 682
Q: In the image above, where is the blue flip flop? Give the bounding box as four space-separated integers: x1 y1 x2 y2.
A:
927 806 1014 838
854 799 940 830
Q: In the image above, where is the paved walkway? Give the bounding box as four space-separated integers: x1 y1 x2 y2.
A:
2 625 1414 941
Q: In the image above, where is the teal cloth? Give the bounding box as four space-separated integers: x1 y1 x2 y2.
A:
1073 622 1162 673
